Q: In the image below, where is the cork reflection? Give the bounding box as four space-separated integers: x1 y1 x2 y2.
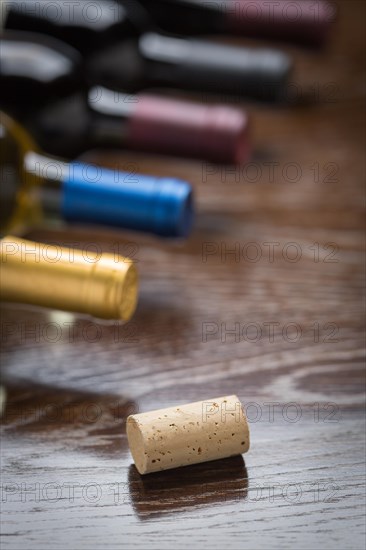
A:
1 382 137 455
128 455 248 519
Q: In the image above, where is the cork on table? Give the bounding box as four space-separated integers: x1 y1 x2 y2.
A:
0 1 365 548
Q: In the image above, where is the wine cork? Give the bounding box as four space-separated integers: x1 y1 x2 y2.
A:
127 395 249 475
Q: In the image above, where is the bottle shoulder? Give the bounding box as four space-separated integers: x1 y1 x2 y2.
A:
0 31 84 113
5 0 143 53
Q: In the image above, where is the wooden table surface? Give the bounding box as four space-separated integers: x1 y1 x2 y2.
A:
1 1 365 548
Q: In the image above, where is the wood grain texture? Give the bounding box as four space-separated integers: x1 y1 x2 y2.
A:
1 1 365 548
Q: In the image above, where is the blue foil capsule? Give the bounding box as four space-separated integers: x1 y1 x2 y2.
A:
62 162 194 237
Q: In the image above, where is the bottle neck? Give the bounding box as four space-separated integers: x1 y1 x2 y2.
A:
21 151 194 238
87 86 137 146
111 0 334 46
0 112 67 233
29 88 138 157
87 32 291 102
22 150 68 220
136 0 224 35
0 235 138 321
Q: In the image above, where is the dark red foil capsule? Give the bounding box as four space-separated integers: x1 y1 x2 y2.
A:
128 95 251 165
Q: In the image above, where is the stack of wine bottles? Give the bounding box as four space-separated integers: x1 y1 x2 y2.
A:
0 0 335 319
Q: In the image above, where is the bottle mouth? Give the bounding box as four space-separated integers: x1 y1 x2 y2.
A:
225 0 335 47
207 106 251 165
87 255 139 321
117 262 139 322
153 179 194 238
178 186 194 238
234 133 252 166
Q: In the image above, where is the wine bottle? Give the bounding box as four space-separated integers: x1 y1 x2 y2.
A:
1 33 251 164
0 111 194 238
135 0 335 47
30 88 252 164
1 235 138 320
4 0 292 101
